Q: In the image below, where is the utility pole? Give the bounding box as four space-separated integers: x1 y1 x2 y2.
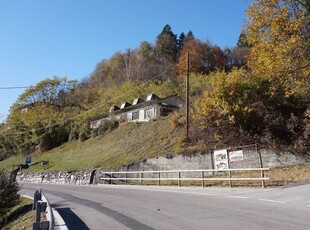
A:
186 52 190 140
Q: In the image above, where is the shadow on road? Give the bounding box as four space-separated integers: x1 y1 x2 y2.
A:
56 208 90 230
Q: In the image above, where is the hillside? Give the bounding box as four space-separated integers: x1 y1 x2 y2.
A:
0 117 184 171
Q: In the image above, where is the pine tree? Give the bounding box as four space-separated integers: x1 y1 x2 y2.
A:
177 32 186 52
155 24 178 62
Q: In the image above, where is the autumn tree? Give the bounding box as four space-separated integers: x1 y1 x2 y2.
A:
246 0 310 94
211 46 226 70
177 38 213 75
12 77 77 110
6 77 79 154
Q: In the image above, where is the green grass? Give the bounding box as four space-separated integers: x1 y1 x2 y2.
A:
0 118 183 171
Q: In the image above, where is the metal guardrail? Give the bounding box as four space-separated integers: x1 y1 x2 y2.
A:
41 192 54 230
32 189 54 230
100 168 270 188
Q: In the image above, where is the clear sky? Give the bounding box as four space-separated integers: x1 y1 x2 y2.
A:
0 0 251 122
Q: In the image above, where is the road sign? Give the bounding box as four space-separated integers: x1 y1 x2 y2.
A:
25 156 32 165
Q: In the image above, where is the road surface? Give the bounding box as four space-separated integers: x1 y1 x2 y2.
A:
21 182 310 230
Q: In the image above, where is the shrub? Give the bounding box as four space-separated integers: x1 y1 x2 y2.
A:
195 69 309 149
0 170 20 224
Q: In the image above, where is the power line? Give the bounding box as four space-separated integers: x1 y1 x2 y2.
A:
0 86 30 90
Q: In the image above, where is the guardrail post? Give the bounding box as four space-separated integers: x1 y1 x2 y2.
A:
35 201 41 223
125 173 127 185
158 172 161 186
33 190 42 210
178 172 181 187
33 200 48 230
140 172 143 186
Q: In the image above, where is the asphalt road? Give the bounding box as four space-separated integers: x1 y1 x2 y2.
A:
21 183 310 230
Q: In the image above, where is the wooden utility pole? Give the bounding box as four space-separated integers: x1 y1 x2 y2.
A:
186 52 190 140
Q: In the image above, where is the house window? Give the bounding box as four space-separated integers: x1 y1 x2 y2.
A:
144 108 155 120
132 111 139 121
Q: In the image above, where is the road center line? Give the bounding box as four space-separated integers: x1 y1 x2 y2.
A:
259 199 286 204
228 195 249 199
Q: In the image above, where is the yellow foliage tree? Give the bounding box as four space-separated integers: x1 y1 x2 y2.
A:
246 0 309 94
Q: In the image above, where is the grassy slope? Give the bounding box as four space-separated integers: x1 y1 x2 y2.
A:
2 197 34 230
0 118 183 171
1 117 310 186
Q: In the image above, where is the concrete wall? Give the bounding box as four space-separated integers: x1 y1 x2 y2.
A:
17 148 309 185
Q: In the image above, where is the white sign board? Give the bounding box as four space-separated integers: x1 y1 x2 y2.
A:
229 150 244 162
214 149 228 169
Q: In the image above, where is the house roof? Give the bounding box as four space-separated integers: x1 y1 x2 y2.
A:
132 97 144 105
90 94 184 122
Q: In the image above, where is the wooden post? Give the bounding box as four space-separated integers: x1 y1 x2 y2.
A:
158 172 161 186
125 173 127 185
178 172 181 187
257 145 265 188
201 171 205 187
227 153 232 188
228 169 232 188
140 172 142 186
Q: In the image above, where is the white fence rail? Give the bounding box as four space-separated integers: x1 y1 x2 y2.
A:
100 168 270 188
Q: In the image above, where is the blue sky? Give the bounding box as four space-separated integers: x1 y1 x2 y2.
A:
0 0 251 122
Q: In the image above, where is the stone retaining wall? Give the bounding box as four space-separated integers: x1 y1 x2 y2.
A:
17 170 95 185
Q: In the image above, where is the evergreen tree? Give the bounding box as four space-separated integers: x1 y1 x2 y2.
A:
177 32 186 52
155 24 178 62
185 30 195 42
237 31 250 48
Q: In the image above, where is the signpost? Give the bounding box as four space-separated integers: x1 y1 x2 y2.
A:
25 156 32 165
213 149 229 169
40 161 49 170
229 150 244 162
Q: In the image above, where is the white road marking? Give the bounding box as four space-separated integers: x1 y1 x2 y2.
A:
145 189 218 197
259 199 286 204
53 208 69 230
102 185 219 196
228 195 249 199
21 194 34 200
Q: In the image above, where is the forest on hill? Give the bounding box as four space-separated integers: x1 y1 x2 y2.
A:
0 0 309 161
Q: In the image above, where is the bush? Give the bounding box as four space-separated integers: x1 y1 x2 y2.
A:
92 119 119 137
0 170 20 224
195 69 309 150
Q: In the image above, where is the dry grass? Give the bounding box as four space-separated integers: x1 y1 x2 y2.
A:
99 162 310 188
2 197 34 230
